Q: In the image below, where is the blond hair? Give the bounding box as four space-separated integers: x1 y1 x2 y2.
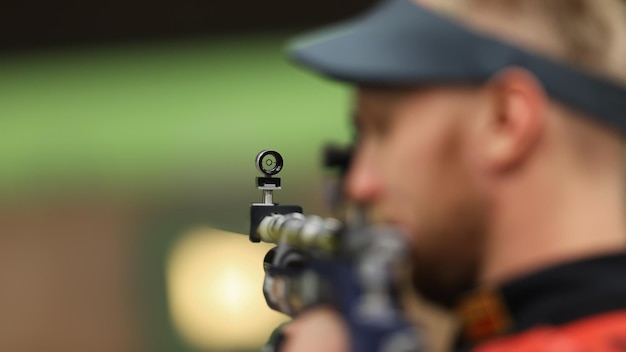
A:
430 0 626 84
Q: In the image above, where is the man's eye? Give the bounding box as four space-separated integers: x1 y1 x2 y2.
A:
372 118 392 138
353 114 393 143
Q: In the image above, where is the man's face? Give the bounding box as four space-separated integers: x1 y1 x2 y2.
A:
346 86 489 306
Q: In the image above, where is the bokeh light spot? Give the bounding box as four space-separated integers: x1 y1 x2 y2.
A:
166 228 288 350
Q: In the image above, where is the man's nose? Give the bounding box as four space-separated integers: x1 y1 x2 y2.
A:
345 147 382 203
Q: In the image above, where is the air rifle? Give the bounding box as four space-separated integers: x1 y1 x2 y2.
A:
246 149 424 352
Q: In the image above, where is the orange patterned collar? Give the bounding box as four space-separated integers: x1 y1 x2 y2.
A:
456 288 513 344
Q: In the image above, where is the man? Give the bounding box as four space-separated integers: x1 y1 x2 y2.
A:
279 0 626 351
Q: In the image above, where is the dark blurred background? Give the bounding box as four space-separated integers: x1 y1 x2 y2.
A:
1 0 377 51
0 1 378 351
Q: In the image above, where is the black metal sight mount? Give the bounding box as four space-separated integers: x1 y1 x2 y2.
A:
249 150 303 242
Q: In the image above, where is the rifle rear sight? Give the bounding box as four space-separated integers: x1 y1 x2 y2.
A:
249 150 303 242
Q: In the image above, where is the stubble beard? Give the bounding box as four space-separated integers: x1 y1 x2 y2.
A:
409 194 488 308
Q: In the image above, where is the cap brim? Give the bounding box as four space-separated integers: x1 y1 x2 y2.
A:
287 0 500 85
286 0 626 135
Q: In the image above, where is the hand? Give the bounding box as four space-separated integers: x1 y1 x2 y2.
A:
281 306 349 352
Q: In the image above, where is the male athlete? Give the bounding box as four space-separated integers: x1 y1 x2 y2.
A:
280 0 626 351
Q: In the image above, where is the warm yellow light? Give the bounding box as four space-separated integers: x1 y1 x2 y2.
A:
166 227 289 351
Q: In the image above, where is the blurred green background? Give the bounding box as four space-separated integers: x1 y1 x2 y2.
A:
0 31 354 352
1 35 351 202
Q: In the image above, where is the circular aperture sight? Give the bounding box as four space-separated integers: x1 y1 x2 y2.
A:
256 150 283 176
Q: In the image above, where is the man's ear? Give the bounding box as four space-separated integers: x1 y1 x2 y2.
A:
480 67 547 171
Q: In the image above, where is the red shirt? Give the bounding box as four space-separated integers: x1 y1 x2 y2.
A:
476 311 626 352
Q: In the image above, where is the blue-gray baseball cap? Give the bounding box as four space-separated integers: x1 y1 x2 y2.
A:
288 0 626 134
